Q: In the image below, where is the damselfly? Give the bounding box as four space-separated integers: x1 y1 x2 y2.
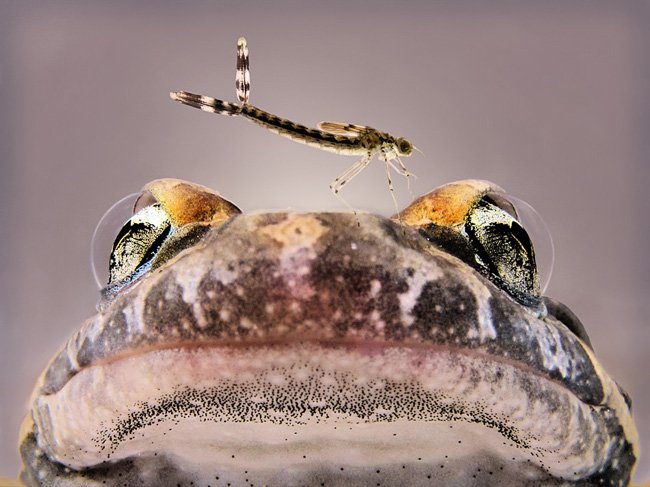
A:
171 37 416 209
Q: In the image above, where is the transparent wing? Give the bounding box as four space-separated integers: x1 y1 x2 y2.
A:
317 121 369 138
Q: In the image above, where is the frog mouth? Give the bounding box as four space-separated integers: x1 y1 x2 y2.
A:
27 337 624 486
24 341 592 485
24 212 635 486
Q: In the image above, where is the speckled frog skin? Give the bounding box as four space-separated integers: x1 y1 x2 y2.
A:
19 180 638 486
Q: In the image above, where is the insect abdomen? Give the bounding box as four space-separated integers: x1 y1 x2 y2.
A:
240 106 363 154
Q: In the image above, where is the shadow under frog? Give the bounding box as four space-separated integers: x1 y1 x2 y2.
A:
19 179 638 486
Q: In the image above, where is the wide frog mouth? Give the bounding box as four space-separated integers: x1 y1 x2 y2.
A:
21 211 637 486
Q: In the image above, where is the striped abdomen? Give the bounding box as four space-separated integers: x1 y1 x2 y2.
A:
238 105 367 155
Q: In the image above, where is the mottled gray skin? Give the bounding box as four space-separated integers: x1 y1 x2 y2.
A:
20 213 637 486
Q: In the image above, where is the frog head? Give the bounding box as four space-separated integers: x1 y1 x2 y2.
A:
19 179 638 486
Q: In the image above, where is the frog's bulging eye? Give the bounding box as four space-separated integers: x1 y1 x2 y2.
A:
501 194 554 294
91 191 175 293
91 191 144 288
397 180 554 307
464 194 540 305
108 203 173 285
91 179 242 306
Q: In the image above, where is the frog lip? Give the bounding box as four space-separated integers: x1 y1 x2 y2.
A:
74 335 564 385
76 336 585 406
28 329 626 482
26 340 600 477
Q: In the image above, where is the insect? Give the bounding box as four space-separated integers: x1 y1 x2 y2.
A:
170 37 416 211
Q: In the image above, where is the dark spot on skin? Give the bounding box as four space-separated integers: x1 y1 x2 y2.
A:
617 384 633 411
411 272 479 342
307 238 409 340
197 259 289 339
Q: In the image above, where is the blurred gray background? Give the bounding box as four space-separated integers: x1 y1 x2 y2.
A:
1 0 648 482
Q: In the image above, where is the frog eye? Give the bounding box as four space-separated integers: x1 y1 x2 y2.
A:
106 202 172 285
91 179 241 303
499 194 554 294
396 180 554 307
91 191 145 288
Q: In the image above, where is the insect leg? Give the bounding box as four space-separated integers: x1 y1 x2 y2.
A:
329 154 372 195
388 156 415 194
328 154 372 220
236 37 250 104
390 156 414 177
381 153 402 219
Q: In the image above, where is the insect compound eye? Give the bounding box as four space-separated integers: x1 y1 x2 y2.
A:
396 180 554 307
397 138 413 156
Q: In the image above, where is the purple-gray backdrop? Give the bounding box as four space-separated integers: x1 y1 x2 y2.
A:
1 1 648 482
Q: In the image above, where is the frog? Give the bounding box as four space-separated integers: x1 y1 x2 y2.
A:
17 178 638 486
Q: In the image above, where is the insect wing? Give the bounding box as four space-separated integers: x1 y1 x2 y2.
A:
317 121 369 138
